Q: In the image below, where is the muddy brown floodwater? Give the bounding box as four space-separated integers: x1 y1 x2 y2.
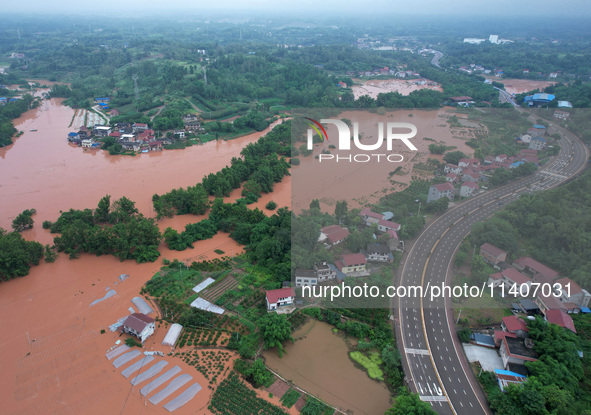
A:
291 109 474 213
264 319 393 415
0 98 291 415
351 78 442 100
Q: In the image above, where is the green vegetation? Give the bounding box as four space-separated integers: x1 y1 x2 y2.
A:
479 315 591 414
385 387 437 415
475 171 591 290
47 195 161 263
259 313 294 358
125 337 142 347
349 351 384 380
233 358 275 388
208 372 288 415
0 94 39 147
300 397 333 415
0 228 44 280
265 201 277 210
279 389 301 408
178 349 231 385
11 208 36 232
457 328 472 343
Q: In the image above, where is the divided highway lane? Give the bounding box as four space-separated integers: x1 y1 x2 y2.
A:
397 118 588 414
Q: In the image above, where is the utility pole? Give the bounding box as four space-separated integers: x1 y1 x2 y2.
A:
456 309 463 325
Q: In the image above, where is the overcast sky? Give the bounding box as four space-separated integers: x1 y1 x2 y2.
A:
4 0 591 17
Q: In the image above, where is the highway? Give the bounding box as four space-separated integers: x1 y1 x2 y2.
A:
395 113 588 415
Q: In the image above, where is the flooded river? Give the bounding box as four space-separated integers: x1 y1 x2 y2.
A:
0 97 290 415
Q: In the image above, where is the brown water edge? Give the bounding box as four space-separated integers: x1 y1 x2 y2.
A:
0 232 241 415
351 78 442 100
0 97 287 231
0 97 292 415
291 109 474 214
264 319 392 415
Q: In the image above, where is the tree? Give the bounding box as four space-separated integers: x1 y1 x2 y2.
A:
454 251 468 268
309 199 320 210
12 209 36 232
335 200 348 222
443 151 467 165
258 313 293 357
95 195 111 223
386 388 437 415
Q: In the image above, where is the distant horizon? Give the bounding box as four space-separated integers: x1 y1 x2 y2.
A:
2 0 591 18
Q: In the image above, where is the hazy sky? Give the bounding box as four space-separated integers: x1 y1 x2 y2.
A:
4 0 591 17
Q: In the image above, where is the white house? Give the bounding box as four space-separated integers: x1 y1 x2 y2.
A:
122 313 156 343
529 137 546 150
295 269 317 287
314 262 337 282
266 288 295 311
444 164 463 175
554 277 591 308
460 181 479 197
519 134 532 144
427 182 455 203
366 244 393 262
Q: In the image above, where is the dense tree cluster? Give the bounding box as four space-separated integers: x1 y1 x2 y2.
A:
48 195 161 262
476 171 591 290
481 316 591 415
153 121 291 219
0 228 44 280
0 94 37 147
11 208 36 232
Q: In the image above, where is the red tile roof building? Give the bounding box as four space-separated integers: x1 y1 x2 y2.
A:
320 225 350 245
480 243 507 265
546 309 576 333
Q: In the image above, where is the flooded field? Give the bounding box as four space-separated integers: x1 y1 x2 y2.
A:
0 97 290 415
491 78 557 95
351 78 442 99
264 319 392 415
291 109 474 213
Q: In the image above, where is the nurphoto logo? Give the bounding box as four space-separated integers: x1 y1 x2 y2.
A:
304 117 419 163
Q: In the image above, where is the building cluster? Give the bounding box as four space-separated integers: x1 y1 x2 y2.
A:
482 243 591 315
265 209 403 312
466 242 589 384
67 122 165 152
429 123 551 203
67 100 204 152
463 35 513 45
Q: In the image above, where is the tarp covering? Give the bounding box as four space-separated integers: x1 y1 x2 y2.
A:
130 361 169 386
106 345 130 360
131 297 154 314
162 324 183 347
140 366 182 397
149 374 193 405
192 277 215 293
163 383 202 412
189 297 224 314
121 356 155 378
90 289 117 306
113 350 141 368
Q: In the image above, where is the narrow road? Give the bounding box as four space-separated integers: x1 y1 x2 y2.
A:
396 113 588 414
